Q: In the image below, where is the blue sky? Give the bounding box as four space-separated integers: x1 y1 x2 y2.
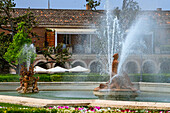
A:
14 0 170 10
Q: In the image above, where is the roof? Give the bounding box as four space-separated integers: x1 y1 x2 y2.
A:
13 8 104 27
141 11 170 27
1 8 170 27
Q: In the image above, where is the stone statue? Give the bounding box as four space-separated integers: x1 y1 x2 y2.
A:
16 64 39 93
94 53 137 91
112 53 119 75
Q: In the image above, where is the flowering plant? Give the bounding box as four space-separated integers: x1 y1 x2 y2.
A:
0 105 170 113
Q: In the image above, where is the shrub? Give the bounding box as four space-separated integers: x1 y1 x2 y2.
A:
0 76 20 82
50 74 109 82
129 73 170 83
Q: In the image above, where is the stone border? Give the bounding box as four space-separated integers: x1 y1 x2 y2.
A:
0 95 170 110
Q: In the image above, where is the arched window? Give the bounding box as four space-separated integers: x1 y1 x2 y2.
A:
142 61 156 73
90 61 102 73
72 61 85 68
54 63 65 68
36 61 48 69
125 61 138 74
160 61 170 73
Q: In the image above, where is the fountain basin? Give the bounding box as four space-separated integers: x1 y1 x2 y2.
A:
93 89 139 100
1 82 170 102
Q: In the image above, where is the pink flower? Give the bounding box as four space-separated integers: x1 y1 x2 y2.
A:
95 106 100 110
64 106 69 109
48 107 53 109
91 109 95 112
57 106 62 109
121 110 125 112
78 108 82 110
125 109 130 112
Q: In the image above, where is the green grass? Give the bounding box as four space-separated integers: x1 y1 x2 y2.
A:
0 103 32 108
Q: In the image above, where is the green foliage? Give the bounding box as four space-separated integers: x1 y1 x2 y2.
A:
86 0 101 10
1 73 170 83
50 74 109 82
0 104 168 113
0 103 32 108
0 32 11 73
3 22 32 65
119 0 140 33
129 73 170 83
0 0 37 35
18 44 37 65
0 76 19 82
41 43 72 67
34 74 51 82
0 73 108 82
0 0 37 73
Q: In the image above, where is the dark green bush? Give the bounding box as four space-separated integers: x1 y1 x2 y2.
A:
129 73 170 83
34 74 51 82
50 74 109 82
0 76 20 82
1 73 170 83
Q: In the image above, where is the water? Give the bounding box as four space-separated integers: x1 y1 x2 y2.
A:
117 15 155 75
18 44 36 71
0 91 98 100
1 91 170 102
95 0 122 77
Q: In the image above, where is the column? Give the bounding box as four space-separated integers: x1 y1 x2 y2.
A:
55 30 57 47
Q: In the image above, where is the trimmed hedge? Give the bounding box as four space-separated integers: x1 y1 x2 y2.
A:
0 73 109 82
129 73 170 83
0 73 170 83
0 76 20 82
50 75 109 82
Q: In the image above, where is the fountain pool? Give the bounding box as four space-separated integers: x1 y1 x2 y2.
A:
1 90 170 103
1 82 170 102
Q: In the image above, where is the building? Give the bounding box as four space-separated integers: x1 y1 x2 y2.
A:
1 8 170 74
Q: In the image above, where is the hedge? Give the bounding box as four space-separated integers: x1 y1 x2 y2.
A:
0 74 51 82
0 73 109 82
129 73 170 83
50 75 109 82
0 73 170 83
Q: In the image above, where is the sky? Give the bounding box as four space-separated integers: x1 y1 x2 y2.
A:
14 0 170 11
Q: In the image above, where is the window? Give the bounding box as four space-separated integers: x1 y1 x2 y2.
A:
63 34 71 45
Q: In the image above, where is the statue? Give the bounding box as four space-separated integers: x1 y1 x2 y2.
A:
16 64 39 93
94 53 137 91
111 53 119 77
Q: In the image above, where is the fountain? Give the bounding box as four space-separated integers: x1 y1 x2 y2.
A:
93 53 138 100
16 44 39 93
93 0 140 100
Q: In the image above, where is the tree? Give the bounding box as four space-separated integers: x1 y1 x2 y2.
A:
38 43 72 68
86 0 101 10
0 0 37 37
0 33 11 73
3 22 36 74
0 0 37 73
119 0 140 33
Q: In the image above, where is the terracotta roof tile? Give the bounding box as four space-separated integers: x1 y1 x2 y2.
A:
1 8 170 27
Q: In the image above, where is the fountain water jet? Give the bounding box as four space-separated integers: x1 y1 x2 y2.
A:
93 0 142 100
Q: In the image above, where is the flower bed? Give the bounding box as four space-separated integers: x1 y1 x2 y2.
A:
0 105 170 113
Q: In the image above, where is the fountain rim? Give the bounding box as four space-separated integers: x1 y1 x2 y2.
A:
0 95 170 110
